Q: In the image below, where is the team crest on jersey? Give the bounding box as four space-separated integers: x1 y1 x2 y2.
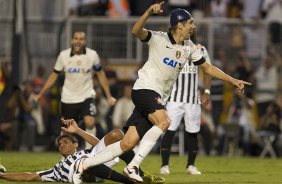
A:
176 51 181 59
76 60 82 66
155 97 165 106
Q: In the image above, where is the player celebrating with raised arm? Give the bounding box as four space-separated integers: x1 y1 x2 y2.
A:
34 31 116 148
71 2 251 183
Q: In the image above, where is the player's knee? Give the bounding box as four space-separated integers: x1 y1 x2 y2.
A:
120 139 135 152
156 118 170 131
84 116 95 129
110 129 124 141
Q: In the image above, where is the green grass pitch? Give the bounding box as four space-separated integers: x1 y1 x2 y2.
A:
0 152 282 183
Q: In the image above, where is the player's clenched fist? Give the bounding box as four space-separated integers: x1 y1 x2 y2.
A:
147 1 164 15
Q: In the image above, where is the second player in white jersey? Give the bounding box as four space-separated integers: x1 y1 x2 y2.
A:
54 47 100 103
35 31 116 149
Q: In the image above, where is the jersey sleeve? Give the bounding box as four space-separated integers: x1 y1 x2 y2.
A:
147 31 164 48
92 50 102 71
200 46 211 64
54 53 64 73
189 44 205 65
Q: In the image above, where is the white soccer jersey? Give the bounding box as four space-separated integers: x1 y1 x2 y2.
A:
133 31 204 102
169 44 211 104
54 48 100 103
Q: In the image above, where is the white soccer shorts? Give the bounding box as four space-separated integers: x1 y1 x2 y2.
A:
166 101 201 133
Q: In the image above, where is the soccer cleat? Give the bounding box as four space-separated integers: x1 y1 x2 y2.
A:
72 158 86 184
123 166 143 182
186 165 201 175
142 171 165 184
160 165 170 175
0 164 6 173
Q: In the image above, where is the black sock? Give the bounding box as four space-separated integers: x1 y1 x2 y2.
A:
160 130 176 166
119 150 144 177
186 132 198 167
120 150 135 165
82 164 134 184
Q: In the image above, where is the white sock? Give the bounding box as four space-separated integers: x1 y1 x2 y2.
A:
128 126 163 168
84 141 123 169
85 127 97 149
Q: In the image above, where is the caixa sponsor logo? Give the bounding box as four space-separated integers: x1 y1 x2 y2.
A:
68 68 91 73
162 57 182 70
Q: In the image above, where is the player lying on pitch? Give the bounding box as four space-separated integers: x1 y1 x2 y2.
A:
0 118 164 184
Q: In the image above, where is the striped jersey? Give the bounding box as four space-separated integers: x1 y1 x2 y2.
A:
54 47 101 104
133 31 205 102
36 141 117 183
168 44 211 104
36 149 92 182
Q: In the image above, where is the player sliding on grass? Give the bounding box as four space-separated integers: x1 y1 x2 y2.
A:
70 2 252 183
0 118 164 184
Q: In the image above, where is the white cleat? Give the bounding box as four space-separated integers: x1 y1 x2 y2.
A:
160 165 170 175
123 166 143 182
187 165 201 175
0 164 6 173
72 158 86 184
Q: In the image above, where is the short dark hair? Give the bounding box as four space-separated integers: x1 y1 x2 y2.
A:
56 134 78 145
72 31 86 38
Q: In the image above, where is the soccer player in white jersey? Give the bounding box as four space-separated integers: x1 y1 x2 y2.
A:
160 29 211 175
34 31 116 148
71 2 251 183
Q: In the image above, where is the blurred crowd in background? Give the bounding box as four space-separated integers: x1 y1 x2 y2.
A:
0 0 282 158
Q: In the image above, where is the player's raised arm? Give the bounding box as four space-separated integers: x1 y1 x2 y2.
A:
61 118 100 146
132 1 164 40
199 61 252 92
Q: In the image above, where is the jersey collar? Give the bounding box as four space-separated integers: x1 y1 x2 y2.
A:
70 47 86 57
167 32 176 44
167 32 184 45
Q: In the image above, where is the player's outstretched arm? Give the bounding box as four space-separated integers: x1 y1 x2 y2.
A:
200 62 251 91
34 72 58 101
132 1 164 40
61 118 100 146
95 70 116 106
0 172 41 182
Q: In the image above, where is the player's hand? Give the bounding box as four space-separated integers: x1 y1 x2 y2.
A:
232 79 252 93
61 118 79 133
201 93 210 106
107 96 116 106
147 1 164 15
